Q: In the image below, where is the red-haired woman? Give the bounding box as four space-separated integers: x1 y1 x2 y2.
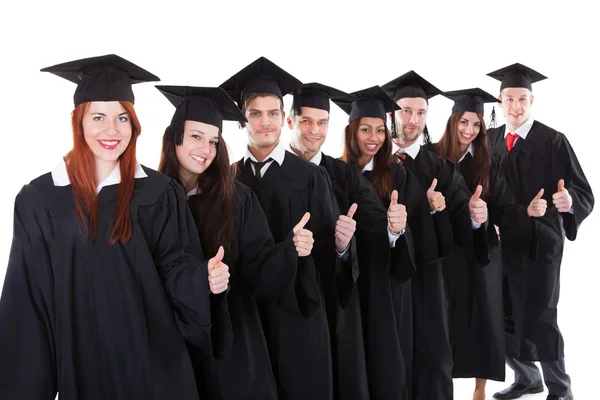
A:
433 88 546 400
156 85 315 400
0 55 230 400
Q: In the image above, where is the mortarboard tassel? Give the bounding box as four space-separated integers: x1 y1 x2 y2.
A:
422 125 431 145
390 112 398 139
171 98 188 145
489 106 497 129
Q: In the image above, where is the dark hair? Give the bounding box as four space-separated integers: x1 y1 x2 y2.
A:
158 108 236 256
436 111 491 200
341 118 394 199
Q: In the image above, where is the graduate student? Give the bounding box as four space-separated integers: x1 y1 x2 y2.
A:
382 71 491 400
334 86 441 400
486 63 594 400
0 55 231 400
220 57 348 400
288 83 415 399
434 87 546 400
156 85 315 400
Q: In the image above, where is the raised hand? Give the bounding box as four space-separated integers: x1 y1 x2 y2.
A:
335 203 358 253
388 190 407 234
552 179 573 213
208 246 230 294
293 212 314 257
469 185 488 224
528 188 547 217
427 178 446 212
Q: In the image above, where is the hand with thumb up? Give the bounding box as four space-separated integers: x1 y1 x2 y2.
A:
293 212 314 257
469 185 488 224
208 246 230 294
335 204 358 253
427 178 446 212
388 190 407 234
527 188 547 217
552 179 573 213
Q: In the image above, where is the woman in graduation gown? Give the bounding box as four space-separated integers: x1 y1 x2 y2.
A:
156 85 315 400
0 55 231 400
433 88 546 400
334 86 441 400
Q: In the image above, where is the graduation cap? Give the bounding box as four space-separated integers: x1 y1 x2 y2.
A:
41 54 160 106
332 85 400 123
156 85 247 132
219 56 302 109
443 88 500 116
291 82 347 115
381 70 442 102
487 63 547 91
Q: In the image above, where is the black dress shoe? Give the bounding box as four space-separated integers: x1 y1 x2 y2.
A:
546 391 573 400
493 381 544 399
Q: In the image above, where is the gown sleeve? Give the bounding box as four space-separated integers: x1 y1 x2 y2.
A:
138 180 231 357
550 132 595 241
0 185 57 400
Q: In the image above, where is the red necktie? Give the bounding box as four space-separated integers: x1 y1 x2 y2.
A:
506 133 519 152
395 151 407 165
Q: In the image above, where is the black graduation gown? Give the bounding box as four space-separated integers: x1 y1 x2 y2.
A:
395 146 489 400
0 167 230 400
318 154 376 400
445 152 539 381
488 121 594 361
362 163 436 400
235 151 345 400
188 181 302 400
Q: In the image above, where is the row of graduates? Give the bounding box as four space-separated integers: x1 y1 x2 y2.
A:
0 53 594 400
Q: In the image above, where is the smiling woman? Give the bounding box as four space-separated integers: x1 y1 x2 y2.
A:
0 55 232 400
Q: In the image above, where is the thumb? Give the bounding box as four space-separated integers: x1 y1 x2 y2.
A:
293 212 311 233
557 179 565 192
428 178 438 192
471 185 483 201
390 190 398 205
346 203 358 219
534 188 544 200
209 246 224 269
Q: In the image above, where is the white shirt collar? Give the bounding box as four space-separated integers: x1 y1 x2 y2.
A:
244 139 287 166
52 158 147 193
458 143 474 163
392 140 421 159
505 118 535 140
187 187 199 197
307 150 323 166
361 157 375 172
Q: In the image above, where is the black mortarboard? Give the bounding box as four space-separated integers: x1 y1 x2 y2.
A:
487 63 547 91
381 70 442 102
443 88 500 116
291 82 347 115
219 57 302 109
156 86 246 131
41 54 159 106
332 86 400 123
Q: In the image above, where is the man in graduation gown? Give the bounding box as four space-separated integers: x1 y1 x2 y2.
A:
485 64 594 400
220 57 352 400
287 83 415 399
382 71 491 400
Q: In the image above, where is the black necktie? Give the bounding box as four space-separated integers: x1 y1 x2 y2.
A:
248 157 273 182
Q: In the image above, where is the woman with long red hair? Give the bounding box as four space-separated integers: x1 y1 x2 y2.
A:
156 85 315 400
433 88 546 400
0 55 230 400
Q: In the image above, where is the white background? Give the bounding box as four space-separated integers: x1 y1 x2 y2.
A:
1 1 598 398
